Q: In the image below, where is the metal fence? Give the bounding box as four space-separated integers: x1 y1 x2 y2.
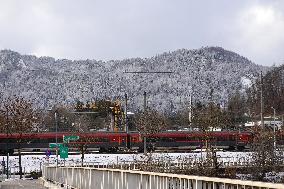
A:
43 165 284 189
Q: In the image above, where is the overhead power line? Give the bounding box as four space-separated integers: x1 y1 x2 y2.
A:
124 71 173 74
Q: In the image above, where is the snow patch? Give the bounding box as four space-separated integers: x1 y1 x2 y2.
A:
0 152 251 173
18 59 27 69
241 77 252 88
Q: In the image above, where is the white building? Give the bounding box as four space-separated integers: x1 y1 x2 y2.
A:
244 121 255 127
256 120 282 130
245 117 283 130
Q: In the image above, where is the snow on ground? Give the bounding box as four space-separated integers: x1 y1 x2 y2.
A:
0 151 251 173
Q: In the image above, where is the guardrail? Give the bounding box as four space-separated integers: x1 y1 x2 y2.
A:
43 165 284 189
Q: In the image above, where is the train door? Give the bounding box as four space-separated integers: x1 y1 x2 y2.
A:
126 134 131 149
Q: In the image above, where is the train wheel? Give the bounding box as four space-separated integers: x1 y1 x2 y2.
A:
236 146 245 151
108 147 118 153
138 148 144 153
99 148 106 153
227 146 236 151
8 149 14 155
147 144 155 152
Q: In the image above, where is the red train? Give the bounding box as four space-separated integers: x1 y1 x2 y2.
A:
0 131 253 154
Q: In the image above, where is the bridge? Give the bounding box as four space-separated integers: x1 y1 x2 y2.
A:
42 164 284 189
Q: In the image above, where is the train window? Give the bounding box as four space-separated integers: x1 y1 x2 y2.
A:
158 137 173 142
167 137 174 142
175 137 187 142
10 138 17 143
153 137 161 142
29 138 37 143
146 138 157 142
97 138 109 142
224 136 230 141
39 139 49 143
217 136 225 141
4 138 10 143
159 137 164 142
158 137 165 142
229 135 235 141
50 138 57 143
193 137 200 141
186 136 198 141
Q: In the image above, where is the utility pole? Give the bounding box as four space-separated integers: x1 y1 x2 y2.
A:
143 91 147 154
260 72 264 129
3 81 9 179
5 108 9 179
271 107 276 149
124 93 130 150
143 91 147 111
188 94 192 128
282 115 284 131
124 93 128 134
55 111 58 167
124 71 174 110
124 71 173 154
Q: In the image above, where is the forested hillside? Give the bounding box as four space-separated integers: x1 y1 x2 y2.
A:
246 65 284 116
0 47 268 112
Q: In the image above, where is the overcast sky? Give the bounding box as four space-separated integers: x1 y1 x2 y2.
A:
0 0 283 66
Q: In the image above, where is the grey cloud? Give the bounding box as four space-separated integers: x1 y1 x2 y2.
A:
0 0 283 66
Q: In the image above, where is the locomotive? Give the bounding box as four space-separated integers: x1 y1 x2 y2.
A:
0 131 253 154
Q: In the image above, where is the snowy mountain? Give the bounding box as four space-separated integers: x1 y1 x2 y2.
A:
0 47 268 112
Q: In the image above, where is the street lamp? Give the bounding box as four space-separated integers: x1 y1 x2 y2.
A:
47 108 58 166
5 110 9 179
271 107 276 149
54 110 58 166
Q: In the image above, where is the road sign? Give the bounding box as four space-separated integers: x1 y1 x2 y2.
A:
49 143 63 148
60 146 68 159
63 135 79 143
46 149 51 157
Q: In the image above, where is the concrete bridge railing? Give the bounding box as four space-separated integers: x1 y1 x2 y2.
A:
43 165 284 189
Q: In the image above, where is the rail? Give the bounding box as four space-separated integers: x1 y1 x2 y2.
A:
42 165 284 189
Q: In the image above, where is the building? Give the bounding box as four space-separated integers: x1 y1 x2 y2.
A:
245 117 283 130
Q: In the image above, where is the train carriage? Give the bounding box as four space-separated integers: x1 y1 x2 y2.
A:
0 130 254 154
138 131 253 152
0 132 128 154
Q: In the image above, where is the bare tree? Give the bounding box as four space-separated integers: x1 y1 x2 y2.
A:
0 111 6 133
250 130 281 182
192 102 230 131
190 102 231 158
227 91 248 126
167 108 190 130
0 96 38 178
72 101 115 165
134 108 168 153
70 115 92 166
44 106 76 132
